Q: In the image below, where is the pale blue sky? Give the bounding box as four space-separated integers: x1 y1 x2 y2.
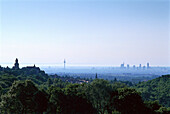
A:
0 0 169 66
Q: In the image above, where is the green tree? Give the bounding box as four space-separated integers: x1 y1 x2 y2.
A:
0 80 48 113
144 100 162 112
114 78 117 82
95 73 98 79
156 107 170 113
85 79 112 114
47 78 53 87
48 87 66 113
135 75 170 107
48 84 96 114
64 84 96 114
111 88 147 114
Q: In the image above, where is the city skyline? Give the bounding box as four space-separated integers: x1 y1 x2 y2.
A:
0 58 166 68
0 0 169 66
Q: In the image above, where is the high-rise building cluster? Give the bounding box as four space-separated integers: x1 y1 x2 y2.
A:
120 62 150 69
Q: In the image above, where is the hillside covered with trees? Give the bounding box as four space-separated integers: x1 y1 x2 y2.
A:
135 75 170 107
0 66 169 113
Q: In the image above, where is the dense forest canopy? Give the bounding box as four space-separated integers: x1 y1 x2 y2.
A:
135 75 170 107
0 66 169 113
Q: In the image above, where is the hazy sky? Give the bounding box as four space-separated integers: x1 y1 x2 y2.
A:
0 0 169 66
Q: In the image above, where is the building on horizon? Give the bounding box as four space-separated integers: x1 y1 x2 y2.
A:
64 59 66 69
127 64 130 69
133 65 136 69
147 62 150 69
25 64 38 69
22 64 41 74
139 64 142 69
120 63 125 69
13 58 19 70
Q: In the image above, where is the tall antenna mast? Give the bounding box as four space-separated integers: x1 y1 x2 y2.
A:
64 59 66 69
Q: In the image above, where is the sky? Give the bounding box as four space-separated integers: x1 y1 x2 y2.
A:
0 0 169 66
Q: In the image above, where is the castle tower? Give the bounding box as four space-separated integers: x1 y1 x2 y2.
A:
13 58 19 69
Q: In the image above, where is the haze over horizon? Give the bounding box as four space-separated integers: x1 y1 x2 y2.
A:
0 0 169 66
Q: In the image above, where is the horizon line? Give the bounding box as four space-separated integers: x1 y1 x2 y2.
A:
0 63 170 67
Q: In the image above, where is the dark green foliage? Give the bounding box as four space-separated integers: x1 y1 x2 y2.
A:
110 88 147 114
0 80 48 113
85 79 113 114
110 80 133 87
144 100 162 111
48 84 96 114
47 78 53 87
135 74 170 107
48 87 65 113
0 67 169 113
114 77 117 82
53 78 69 88
95 73 98 79
0 67 52 95
156 107 170 113
111 81 128 90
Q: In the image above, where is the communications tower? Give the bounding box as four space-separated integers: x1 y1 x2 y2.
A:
64 59 66 69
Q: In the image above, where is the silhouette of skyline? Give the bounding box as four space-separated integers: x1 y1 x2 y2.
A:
0 0 169 66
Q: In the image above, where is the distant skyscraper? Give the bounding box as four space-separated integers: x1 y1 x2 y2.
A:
133 65 136 69
139 64 142 69
147 62 150 69
127 64 130 69
64 59 66 69
120 63 124 69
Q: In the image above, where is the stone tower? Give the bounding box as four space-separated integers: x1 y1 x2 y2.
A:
13 58 19 69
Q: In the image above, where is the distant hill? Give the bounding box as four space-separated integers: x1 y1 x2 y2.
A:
135 74 170 107
0 66 49 93
0 65 169 113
